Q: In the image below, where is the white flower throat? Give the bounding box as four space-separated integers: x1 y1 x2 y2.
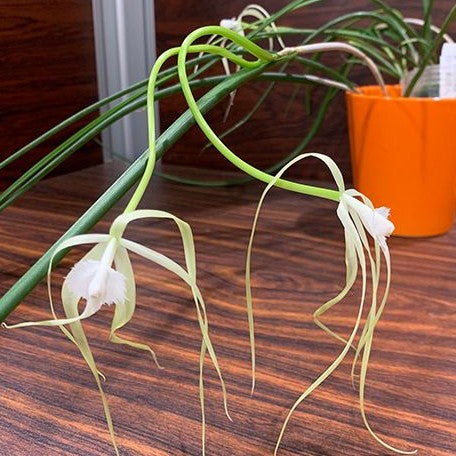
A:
66 238 126 317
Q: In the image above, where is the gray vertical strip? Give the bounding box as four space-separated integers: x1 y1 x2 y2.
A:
92 0 158 161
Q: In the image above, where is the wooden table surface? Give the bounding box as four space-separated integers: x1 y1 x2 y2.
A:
0 163 455 456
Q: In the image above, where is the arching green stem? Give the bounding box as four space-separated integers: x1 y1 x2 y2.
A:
123 40 272 213
176 26 340 202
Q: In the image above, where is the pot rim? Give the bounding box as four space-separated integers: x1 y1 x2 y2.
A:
346 84 456 103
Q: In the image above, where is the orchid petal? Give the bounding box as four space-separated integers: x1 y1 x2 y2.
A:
109 246 163 369
111 210 197 278
274 200 368 455
120 237 230 421
113 209 231 428
246 152 345 393
313 209 359 347
66 259 126 308
53 242 108 382
357 300 416 455
244 153 403 455
61 279 119 456
120 239 189 283
4 233 120 454
340 193 414 453
51 234 112 251
343 190 394 256
198 339 207 455
335 191 414 453
2 235 111 330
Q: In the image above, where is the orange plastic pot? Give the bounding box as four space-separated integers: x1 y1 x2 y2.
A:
346 85 456 237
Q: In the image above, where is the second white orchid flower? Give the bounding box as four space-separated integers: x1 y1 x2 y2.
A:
245 153 415 455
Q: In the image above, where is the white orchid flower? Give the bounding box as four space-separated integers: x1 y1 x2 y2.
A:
3 209 229 456
341 192 394 254
219 17 243 34
245 153 416 455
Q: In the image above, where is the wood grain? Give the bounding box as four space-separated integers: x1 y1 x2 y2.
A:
0 0 102 189
0 162 455 455
156 0 456 180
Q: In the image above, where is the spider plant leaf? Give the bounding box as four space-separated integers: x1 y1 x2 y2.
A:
405 3 456 95
422 0 434 43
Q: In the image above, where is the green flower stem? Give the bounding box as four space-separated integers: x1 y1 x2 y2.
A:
160 72 342 188
123 41 272 213
1 71 329 210
177 26 341 201
201 49 348 154
0 66 268 322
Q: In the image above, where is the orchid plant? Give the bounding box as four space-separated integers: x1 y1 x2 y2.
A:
1 0 455 455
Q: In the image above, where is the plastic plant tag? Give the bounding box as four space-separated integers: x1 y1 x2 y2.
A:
439 43 456 98
401 64 440 97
